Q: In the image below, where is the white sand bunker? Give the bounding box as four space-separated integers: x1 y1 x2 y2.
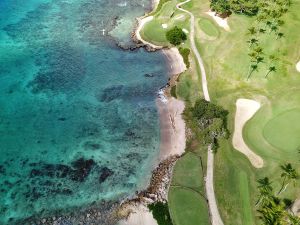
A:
292 198 300 216
232 99 264 168
174 14 185 20
206 11 230 31
182 28 189 33
118 204 158 225
162 23 168 29
296 61 300 72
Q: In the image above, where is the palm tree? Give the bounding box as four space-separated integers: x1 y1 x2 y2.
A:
259 28 266 34
247 64 258 80
256 177 273 206
254 46 264 55
278 163 299 195
270 25 278 34
255 56 264 64
258 197 285 225
276 32 284 40
247 38 259 47
247 27 257 36
265 66 276 78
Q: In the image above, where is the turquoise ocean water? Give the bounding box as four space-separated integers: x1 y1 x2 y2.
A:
0 0 169 223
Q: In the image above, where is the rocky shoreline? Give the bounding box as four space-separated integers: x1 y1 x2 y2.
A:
23 0 187 224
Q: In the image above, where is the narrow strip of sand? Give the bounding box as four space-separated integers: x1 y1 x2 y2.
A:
157 97 186 161
118 204 158 225
206 11 230 31
232 98 264 168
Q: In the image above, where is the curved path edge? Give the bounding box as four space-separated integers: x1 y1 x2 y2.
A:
176 1 223 225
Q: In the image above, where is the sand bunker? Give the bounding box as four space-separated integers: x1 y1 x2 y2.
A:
182 28 189 33
206 11 230 31
296 61 300 72
118 204 158 225
162 23 168 29
232 99 264 168
174 14 185 21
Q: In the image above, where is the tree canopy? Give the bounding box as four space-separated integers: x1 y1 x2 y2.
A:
166 26 187 46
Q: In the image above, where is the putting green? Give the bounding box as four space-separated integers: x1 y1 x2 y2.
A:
198 18 219 37
263 109 300 152
168 186 210 225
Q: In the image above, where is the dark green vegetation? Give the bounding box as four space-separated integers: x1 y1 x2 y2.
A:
256 163 300 224
210 0 259 16
178 47 190 68
185 99 229 151
168 153 210 225
170 85 177 98
148 202 173 225
166 26 187 45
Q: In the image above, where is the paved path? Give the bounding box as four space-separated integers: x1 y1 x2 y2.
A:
176 1 224 225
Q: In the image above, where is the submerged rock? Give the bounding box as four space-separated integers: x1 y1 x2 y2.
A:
99 167 114 183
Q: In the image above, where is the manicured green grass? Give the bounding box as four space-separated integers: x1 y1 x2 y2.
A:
263 109 300 152
168 186 209 225
171 152 203 190
198 19 219 37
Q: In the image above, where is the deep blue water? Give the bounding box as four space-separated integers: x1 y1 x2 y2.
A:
0 0 169 223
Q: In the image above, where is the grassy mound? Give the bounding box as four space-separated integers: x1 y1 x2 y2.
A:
198 19 219 37
171 152 203 190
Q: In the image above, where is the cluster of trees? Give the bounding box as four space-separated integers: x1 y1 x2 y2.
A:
210 0 259 17
246 0 291 79
148 202 173 225
186 99 229 152
166 26 187 46
256 163 300 224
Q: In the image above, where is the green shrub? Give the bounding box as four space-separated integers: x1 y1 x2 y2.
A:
148 202 173 225
184 99 229 151
210 0 258 17
178 47 190 68
166 26 187 46
170 85 177 98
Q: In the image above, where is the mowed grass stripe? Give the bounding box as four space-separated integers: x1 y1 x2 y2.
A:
168 186 210 225
239 171 254 225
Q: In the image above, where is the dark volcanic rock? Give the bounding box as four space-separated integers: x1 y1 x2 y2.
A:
29 158 95 182
71 158 95 182
99 167 114 183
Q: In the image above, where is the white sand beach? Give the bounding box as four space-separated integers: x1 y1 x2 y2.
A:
232 99 264 168
118 204 158 225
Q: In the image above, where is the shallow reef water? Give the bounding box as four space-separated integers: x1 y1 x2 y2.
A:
0 0 169 223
